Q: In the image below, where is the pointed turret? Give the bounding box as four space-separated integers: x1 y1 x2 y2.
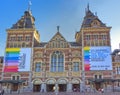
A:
11 1 35 29
11 10 35 29
82 5 106 28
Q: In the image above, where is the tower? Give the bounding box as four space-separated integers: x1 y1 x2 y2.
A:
75 5 112 90
2 8 40 92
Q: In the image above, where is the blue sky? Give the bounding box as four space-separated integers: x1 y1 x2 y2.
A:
0 0 120 56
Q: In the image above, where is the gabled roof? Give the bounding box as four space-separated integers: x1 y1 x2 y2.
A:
34 30 82 48
11 10 35 29
45 31 70 48
49 32 67 42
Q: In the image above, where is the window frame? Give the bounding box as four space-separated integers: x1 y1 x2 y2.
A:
50 51 64 72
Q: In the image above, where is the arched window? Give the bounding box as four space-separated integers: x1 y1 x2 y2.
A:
51 51 64 72
73 62 79 72
35 62 42 72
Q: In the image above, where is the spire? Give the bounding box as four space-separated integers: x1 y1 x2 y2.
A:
57 26 60 32
85 3 90 15
28 1 32 12
87 3 90 11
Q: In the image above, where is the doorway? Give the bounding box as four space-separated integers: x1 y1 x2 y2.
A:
72 84 80 92
95 82 101 90
58 84 67 92
33 84 41 92
12 83 18 91
46 84 55 92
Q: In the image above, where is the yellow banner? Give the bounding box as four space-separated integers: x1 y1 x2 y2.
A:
6 48 20 52
84 47 90 50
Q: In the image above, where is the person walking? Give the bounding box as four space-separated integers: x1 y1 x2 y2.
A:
101 88 104 93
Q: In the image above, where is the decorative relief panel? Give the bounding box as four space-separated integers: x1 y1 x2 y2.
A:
72 51 80 57
46 71 67 77
72 72 81 77
33 72 42 77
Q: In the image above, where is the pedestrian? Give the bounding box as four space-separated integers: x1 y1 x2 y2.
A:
101 88 104 93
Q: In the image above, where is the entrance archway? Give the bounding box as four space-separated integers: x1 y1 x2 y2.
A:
57 79 67 92
33 79 42 92
72 79 80 92
46 79 56 92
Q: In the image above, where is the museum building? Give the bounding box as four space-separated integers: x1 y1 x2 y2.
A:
1 5 114 93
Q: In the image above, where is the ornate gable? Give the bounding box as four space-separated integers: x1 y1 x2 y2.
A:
91 19 101 27
46 32 70 48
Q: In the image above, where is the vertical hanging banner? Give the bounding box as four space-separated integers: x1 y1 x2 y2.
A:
84 47 90 71
84 46 112 71
4 48 31 72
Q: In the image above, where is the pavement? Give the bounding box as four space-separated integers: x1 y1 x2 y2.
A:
3 92 120 95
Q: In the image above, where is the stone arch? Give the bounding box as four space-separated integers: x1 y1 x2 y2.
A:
50 51 65 58
46 78 56 84
32 78 42 85
71 78 81 84
57 78 68 84
72 58 81 62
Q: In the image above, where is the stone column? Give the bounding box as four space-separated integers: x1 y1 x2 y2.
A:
80 81 85 92
29 82 33 92
67 82 72 92
41 83 46 92
55 83 59 92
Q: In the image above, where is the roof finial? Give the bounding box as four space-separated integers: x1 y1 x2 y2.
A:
57 26 60 32
87 3 90 11
28 1 32 11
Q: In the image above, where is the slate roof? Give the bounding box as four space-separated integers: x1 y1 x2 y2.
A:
34 42 47 47
112 49 120 55
69 42 81 47
11 11 35 29
82 8 106 28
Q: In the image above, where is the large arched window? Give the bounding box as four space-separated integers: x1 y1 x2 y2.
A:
51 51 64 72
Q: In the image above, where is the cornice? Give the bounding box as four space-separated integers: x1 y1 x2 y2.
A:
81 27 111 32
6 28 36 33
